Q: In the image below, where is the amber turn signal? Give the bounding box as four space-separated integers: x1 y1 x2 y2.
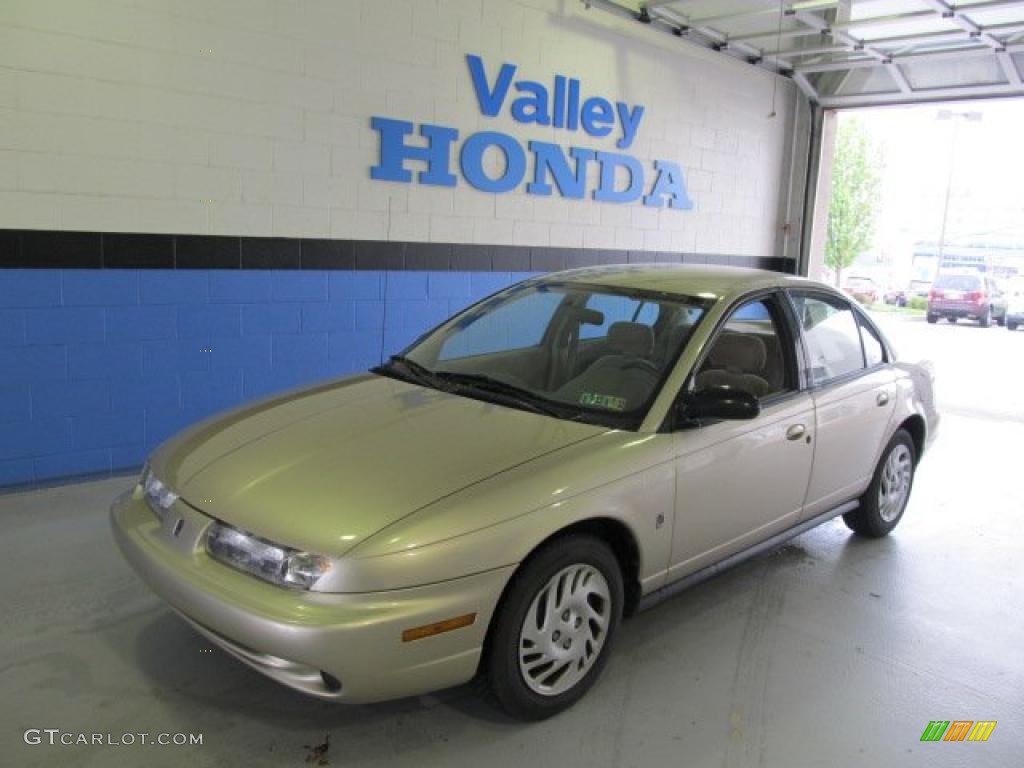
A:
401 613 477 642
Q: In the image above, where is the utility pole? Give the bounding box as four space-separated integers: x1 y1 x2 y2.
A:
935 109 982 268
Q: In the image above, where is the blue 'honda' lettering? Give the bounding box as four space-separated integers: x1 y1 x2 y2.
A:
369 54 694 210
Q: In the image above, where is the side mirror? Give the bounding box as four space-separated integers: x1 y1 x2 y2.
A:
676 387 760 424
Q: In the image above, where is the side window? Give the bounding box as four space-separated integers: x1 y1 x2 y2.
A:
790 293 865 385
858 316 885 367
439 289 563 360
580 294 657 340
694 297 792 399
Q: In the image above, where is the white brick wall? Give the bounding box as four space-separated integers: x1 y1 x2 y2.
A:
0 0 806 257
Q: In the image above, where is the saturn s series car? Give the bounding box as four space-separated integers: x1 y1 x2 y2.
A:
111 265 938 720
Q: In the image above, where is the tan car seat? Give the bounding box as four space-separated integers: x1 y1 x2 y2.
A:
695 333 772 398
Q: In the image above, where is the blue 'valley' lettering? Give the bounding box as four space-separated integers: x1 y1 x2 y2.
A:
369 54 693 210
465 55 645 150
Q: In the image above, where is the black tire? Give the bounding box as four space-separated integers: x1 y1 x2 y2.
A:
1010 320 1019 331
926 313 937 324
947 316 957 324
485 534 624 720
979 308 990 327
996 315 1005 327
844 429 916 538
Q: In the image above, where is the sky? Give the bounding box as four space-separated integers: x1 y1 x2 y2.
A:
836 97 1024 283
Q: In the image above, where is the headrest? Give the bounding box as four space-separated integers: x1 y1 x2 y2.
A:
607 321 655 358
707 333 767 373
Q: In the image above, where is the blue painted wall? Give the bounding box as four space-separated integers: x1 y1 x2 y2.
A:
0 269 534 487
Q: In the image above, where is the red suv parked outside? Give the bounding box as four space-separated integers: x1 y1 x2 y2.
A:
926 272 1006 327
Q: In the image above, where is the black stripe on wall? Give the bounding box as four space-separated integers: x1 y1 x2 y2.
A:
0 229 796 274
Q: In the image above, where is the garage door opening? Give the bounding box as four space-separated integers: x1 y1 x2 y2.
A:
806 98 1024 422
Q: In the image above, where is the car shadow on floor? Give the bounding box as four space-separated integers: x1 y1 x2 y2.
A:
127 610 513 728
120 520 910 741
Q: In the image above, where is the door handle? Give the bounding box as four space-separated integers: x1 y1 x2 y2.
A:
786 424 806 441
877 392 890 407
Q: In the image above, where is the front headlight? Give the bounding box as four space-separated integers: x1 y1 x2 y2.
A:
206 521 332 590
140 463 179 519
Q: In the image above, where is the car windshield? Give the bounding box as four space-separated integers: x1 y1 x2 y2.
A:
934 274 982 291
377 280 711 428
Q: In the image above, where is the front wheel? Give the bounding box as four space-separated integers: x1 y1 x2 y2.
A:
1009 320 1019 331
485 534 623 720
926 313 938 324
844 429 916 538
979 308 991 327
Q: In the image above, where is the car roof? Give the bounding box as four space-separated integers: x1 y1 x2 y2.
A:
536 263 821 302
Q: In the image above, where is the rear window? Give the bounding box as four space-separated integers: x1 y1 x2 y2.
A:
934 274 982 291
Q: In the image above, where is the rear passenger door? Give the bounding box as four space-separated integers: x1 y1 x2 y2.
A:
788 291 896 519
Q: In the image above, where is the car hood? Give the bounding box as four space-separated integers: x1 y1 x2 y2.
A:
150 373 604 557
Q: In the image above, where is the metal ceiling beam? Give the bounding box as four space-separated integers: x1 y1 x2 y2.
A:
949 0 1024 13
818 80 1024 107
582 0 797 75
641 0 686 9
762 43 850 58
792 8 892 63
792 70 820 100
671 2 840 28
844 20 1024 52
862 29 972 48
732 0 1024 43
645 4 794 67
796 39 1024 72
887 62 913 92
587 0 1024 107
729 25 825 43
831 0 1024 31
996 49 1023 81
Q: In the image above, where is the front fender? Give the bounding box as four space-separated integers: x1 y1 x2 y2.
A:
320 431 676 594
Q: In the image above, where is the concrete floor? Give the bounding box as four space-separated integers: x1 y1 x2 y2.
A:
2 316 1022 767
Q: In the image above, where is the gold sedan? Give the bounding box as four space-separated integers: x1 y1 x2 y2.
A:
111 265 938 720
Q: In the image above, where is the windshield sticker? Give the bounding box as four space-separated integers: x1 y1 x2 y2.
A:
579 392 627 411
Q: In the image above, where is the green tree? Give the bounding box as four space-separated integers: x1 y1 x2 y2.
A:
826 119 882 287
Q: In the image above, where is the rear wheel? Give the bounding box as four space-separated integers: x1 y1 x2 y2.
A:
485 534 623 720
1009 320 1019 331
979 308 991 327
844 429 916 538
947 316 957 324
996 314 1005 327
926 313 937 324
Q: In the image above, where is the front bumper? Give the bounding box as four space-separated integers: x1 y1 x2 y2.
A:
110 490 513 703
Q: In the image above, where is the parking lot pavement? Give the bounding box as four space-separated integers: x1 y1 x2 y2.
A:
870 311 1024 423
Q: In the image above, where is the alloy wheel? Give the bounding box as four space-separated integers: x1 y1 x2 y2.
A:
878 444 913 522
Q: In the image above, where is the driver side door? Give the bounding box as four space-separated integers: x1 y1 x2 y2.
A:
667 292 816 581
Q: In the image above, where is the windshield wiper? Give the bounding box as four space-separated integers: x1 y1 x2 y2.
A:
431 371 568 418
377 355 450 389
379 359 572 419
